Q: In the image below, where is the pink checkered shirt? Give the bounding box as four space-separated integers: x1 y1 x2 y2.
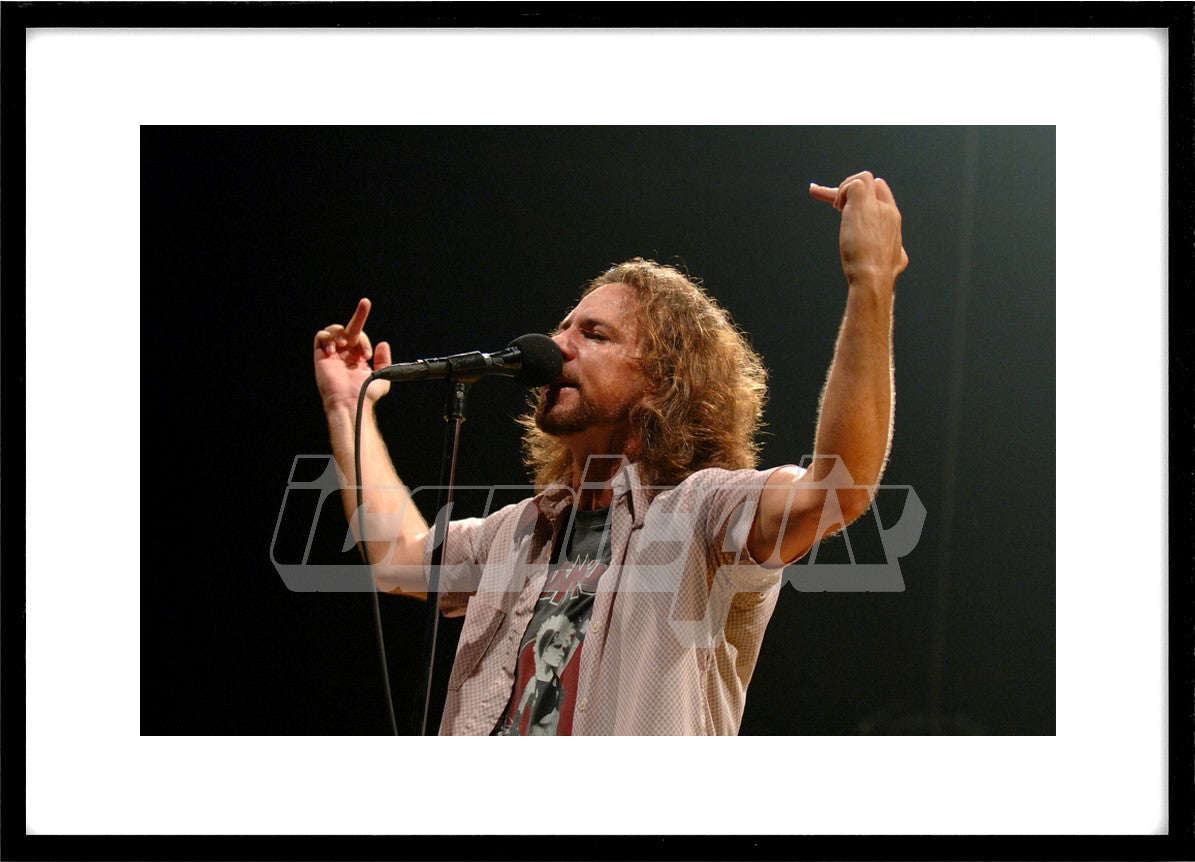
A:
424 459 798 735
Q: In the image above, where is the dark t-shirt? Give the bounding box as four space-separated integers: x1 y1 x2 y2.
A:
492 506 613 735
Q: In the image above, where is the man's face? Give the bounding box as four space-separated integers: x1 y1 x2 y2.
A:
535 282 650 440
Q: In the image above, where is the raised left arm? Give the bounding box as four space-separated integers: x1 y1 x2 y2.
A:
748 171 908 566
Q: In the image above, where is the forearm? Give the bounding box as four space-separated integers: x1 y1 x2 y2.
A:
751 172 905 565
325 403 430 594
810 274 895 520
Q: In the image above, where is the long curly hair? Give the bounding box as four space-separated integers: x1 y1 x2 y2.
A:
520 258 769 493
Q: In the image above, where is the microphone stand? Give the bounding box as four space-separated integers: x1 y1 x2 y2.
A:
412 380 470 736
362 335 558 736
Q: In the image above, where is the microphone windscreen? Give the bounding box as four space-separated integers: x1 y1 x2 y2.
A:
509 333 563 386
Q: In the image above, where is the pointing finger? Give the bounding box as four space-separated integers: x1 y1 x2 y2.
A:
809 183 838 204
344 298 372 343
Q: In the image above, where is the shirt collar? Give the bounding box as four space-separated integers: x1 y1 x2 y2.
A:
534 457 647 527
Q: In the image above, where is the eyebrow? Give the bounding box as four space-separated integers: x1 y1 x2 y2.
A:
555 312 614 335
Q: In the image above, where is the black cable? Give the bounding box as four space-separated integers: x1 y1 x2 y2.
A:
354 374 400 736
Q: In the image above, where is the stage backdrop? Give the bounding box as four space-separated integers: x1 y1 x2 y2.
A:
141 126 1055 735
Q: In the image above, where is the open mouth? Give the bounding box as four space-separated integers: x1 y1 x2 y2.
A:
547 379 580 395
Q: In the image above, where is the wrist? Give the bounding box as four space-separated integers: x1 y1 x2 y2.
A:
843 257 897 283
845 269 897 297
324 396 375 427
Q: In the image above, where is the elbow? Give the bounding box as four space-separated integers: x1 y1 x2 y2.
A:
835 487 875 528
370 532 430 596
768 473 878 562
371 562 429 597
798 486 873 547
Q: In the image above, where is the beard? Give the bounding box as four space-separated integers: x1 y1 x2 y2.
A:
534 385 632 437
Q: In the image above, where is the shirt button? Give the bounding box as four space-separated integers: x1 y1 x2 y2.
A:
590 621 603 634
577 697 588 711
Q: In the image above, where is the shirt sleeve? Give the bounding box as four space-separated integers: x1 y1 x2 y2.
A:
699 465 805 592
421 516 486 618
420 500 531 618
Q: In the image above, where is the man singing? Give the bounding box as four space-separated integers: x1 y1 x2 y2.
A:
313 172 907 734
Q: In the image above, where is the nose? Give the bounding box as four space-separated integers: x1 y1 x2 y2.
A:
552 329 577 361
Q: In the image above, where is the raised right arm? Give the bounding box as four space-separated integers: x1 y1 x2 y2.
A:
314 298 430 596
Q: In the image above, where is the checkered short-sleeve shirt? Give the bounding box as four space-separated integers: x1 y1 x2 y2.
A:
424 460 798 735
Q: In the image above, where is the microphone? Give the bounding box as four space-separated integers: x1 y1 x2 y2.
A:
371 333 563 386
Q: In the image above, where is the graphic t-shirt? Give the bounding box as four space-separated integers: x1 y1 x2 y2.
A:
492 506 612 735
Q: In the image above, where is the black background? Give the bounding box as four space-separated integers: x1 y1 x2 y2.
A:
141 125 1055 736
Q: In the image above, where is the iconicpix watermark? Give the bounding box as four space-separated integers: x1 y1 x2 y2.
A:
271 455 926 596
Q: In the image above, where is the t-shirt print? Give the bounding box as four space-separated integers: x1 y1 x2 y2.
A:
493 506 612 735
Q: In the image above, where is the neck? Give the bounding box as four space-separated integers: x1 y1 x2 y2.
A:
562 428 639 510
